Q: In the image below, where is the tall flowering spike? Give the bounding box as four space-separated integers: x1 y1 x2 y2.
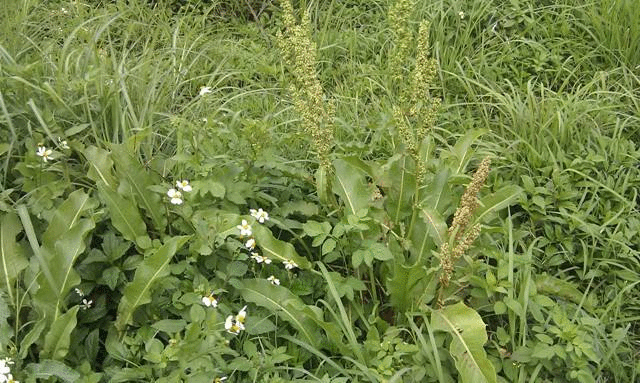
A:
277 0 335 169
438 157 491 296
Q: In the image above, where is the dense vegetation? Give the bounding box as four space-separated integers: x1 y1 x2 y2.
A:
1 0 639 382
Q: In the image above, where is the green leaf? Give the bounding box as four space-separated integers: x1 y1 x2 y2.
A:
152 319 187 334
333 158 371 216
0 212 28 302
535 274 594 311
431 302 497 383
192 179 225 199
84 146 117 188
19 318 47 359
42 306 79 360
111 144 166 231
252 224 309 269
42 190 94 246
115 236 190 332
383 155 415 223
239 279 322 347
474 185 523 224
97 182 147 243
25 359 81 383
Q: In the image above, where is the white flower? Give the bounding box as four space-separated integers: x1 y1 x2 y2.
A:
176 180 192 192
202 294 218 308
57 137 70 149
225 315 244 335
214 377 227 383
267 275 280 285
0 358 11 375
283 259 298 270
0 373 18 383
250 208 269 223
245 238 256 250
199 86 212 96
167 188 183 205
80 299 92 310
36 146 53 162
237 220 252 237
250 252 271 264
458 11 465 19
236 305 247 323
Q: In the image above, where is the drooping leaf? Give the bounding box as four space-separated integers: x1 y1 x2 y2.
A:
239 279 321 347
25 359 81 383
431 302 497 383
84 145 117 188
42 306 79 360
111 144 166 231
0 212 28 302
97 182 147 244
251 224 309 269
115 236 189 332
474 185 523 224
333 158 371 216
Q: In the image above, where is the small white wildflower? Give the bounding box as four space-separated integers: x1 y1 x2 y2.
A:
236 305 247 323
267 275 280 285
458 11 465 19
57 137 70 149
80 299 92 310
176 180 192 192
225 315 244 335
167 188 183 205
283 259 298 270
250 208 269 223
61 7 69 14
214 377 227 383
1 373 18 383
199 86 212 96
202 293 218 308
0 358 12 375
36 146 53 162
237 220 252 237
245 238 256 250
250 252 271 264
74 287 84 296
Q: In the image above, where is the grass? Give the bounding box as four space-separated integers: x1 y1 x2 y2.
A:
1 0 639 382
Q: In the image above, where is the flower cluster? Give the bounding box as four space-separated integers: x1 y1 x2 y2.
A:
225 306 247 335
0 358 18 383
167 180 192 205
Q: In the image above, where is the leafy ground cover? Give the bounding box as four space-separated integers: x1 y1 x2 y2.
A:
1 0 639 382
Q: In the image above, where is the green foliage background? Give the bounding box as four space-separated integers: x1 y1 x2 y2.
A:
0 0 639 382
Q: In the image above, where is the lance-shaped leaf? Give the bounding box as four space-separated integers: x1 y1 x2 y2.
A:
474 185 523 224
239 279 323 347
381 154 415 224
42 306 79 360
111 144 166 232
251 224 309 269
34 191 96 320
431 302 497 383
84 145 117 188
0 212 28 302
332 158 371 216
97 182 147 243
115 236 189 332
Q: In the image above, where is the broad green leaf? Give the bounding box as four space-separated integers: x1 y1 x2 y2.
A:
474 185 523 224
0 212 28 302
84 146 117 188
42 306 79 360
333 158 371 216
410 206 446 263
97 182 147 243
316 165 332 206
111 144 166 231
152 319 187 334
382 155 415 223
252 224 309 269
42 190 94 246
19 318 46 359
388 262 437 312
0 293 11 349
115 236 189 332
431 302 497 383
535 274 595 312
239 279 321 347
25 359 81 383
35 218 94 320
444 129 488 174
